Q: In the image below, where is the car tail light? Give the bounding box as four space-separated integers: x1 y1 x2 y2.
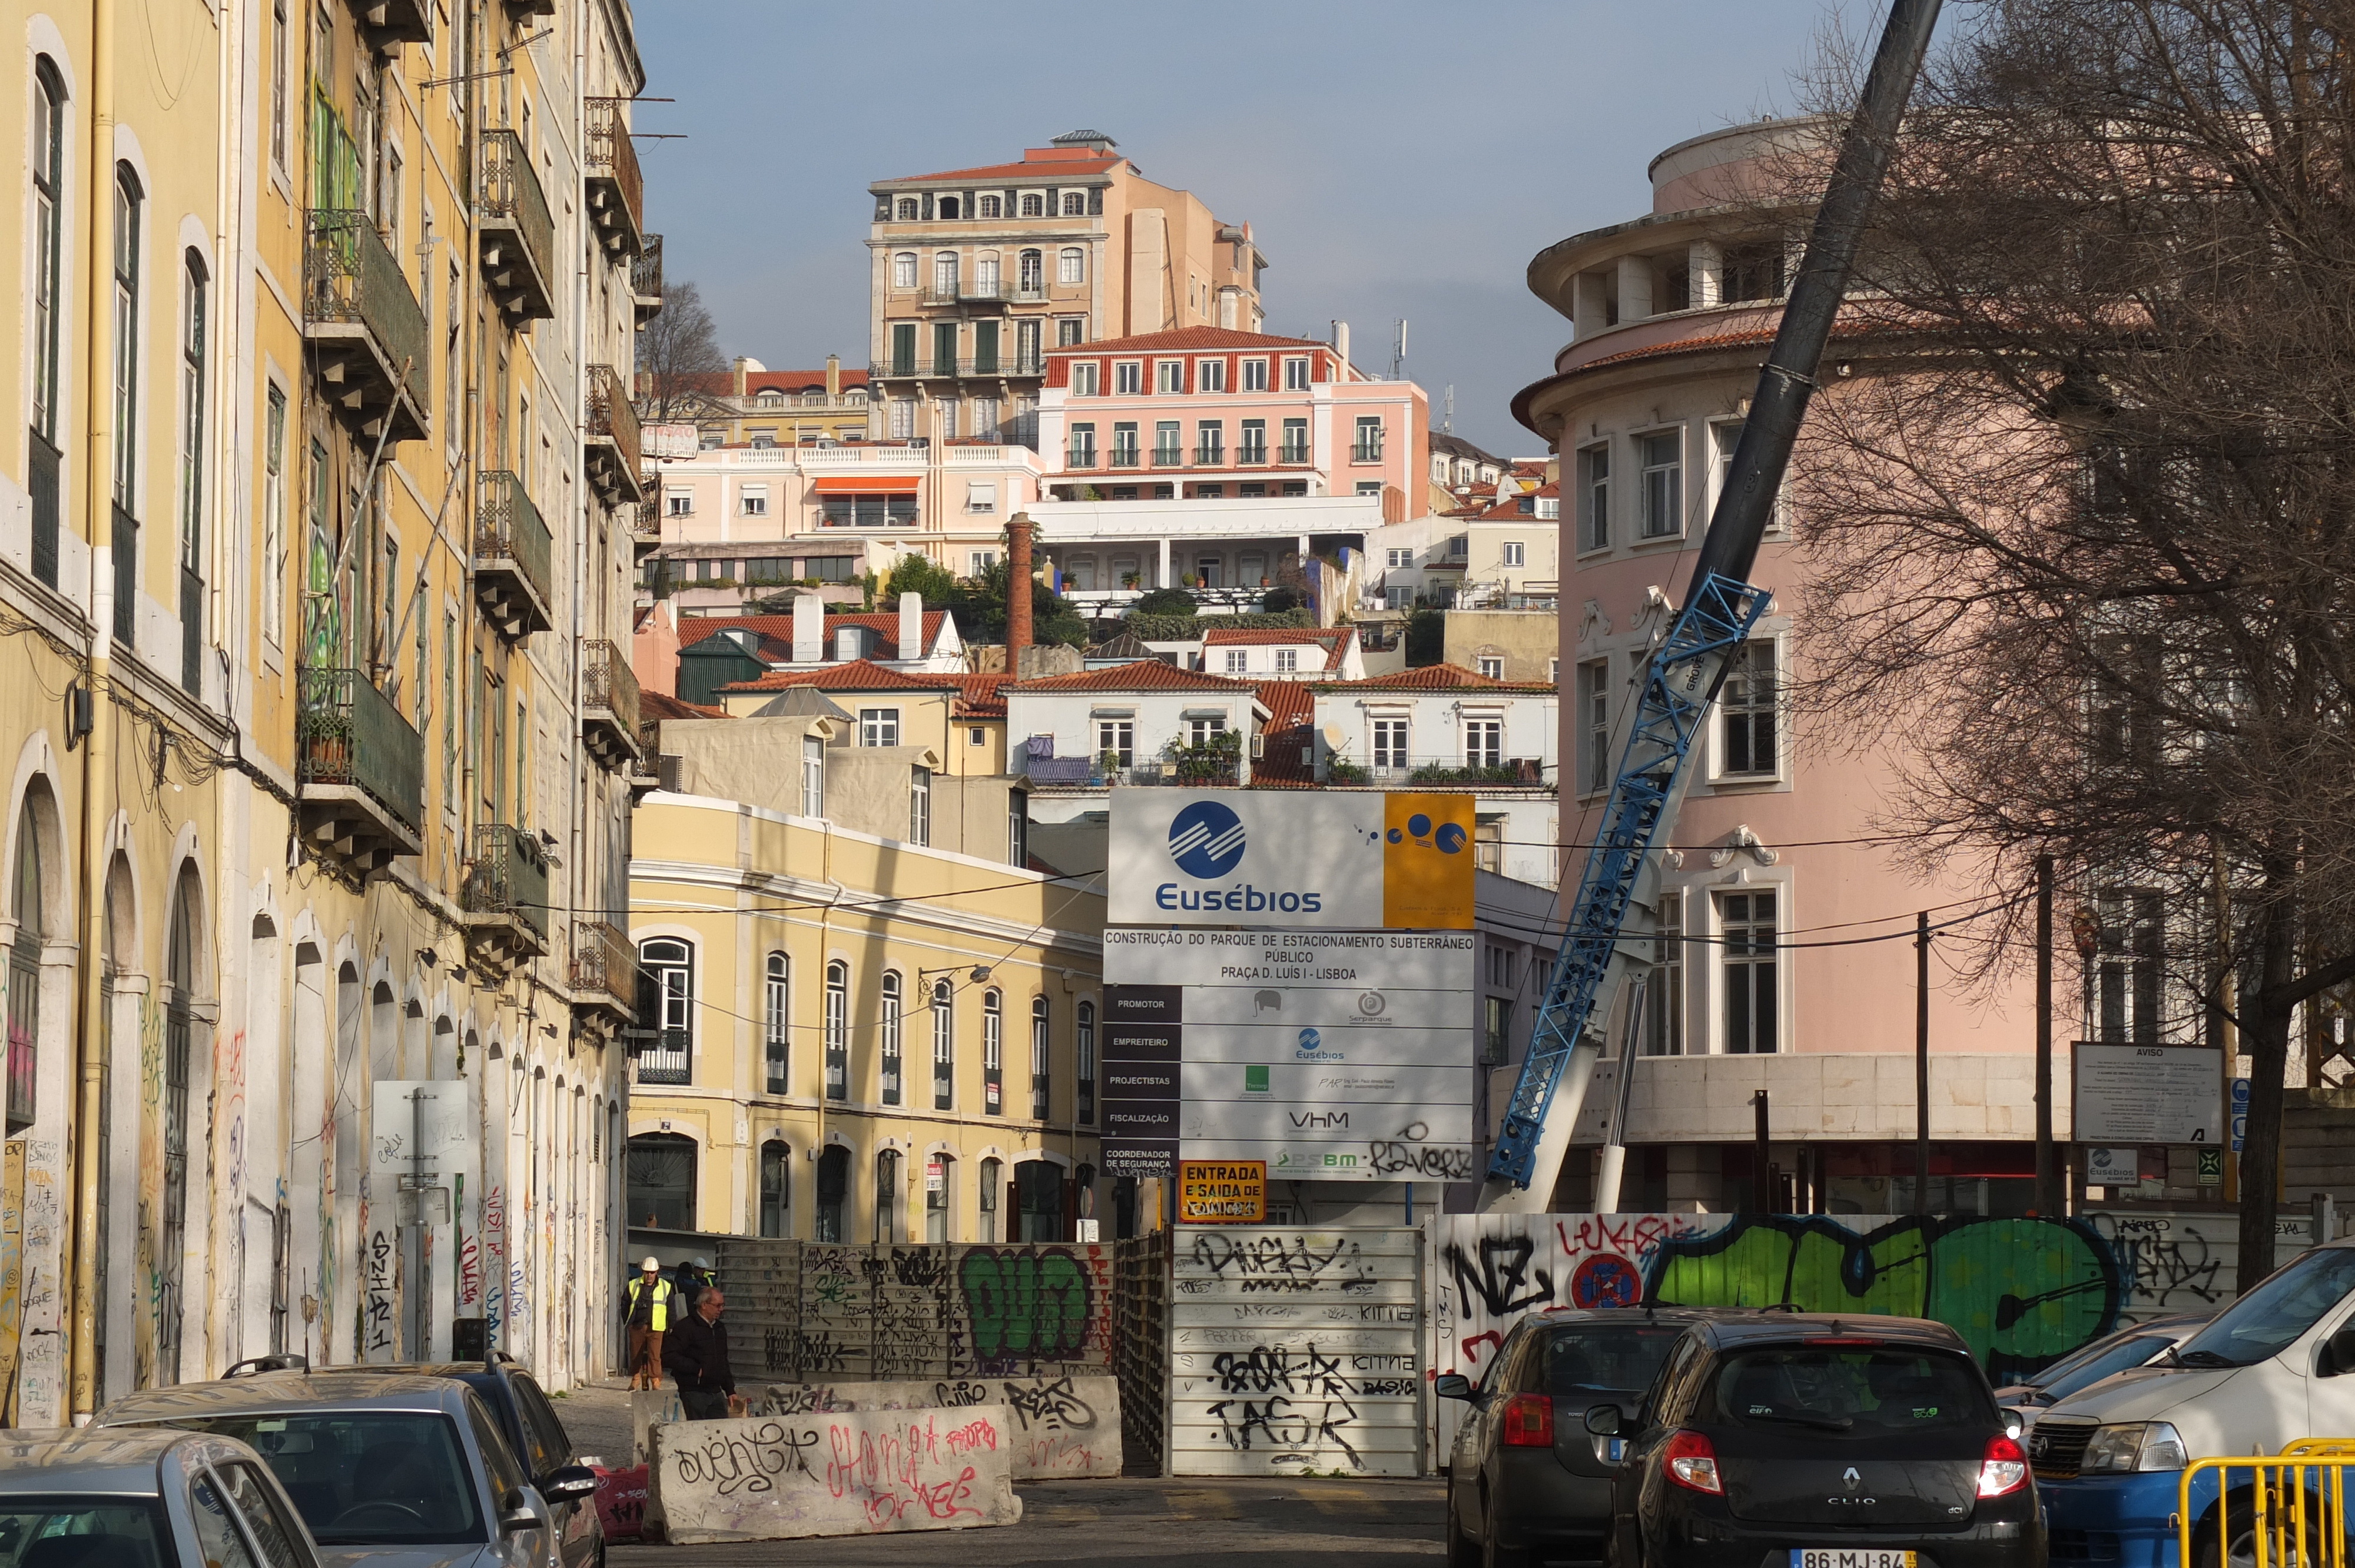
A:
1501 1393 1554 1447
1978 1433 2029 1497
1664 1429 1723 1494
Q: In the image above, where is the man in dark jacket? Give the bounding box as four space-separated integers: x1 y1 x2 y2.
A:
662 1287 739 1420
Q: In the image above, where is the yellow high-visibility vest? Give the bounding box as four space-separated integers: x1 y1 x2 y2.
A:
625 1276 678 1331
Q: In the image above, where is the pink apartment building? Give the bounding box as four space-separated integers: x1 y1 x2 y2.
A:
1514 122 2063 1216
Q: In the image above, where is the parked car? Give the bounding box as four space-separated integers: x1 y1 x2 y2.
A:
1991 1314 2211 1434
1593 1314 2042 1568
0 1427 324 1568
1436 1307 1739 1567
2032 1240 2355 1568
92 1371 596 1568
360 1360 605 1568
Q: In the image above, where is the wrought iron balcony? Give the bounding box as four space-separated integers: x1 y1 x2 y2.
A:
584 97 645 257
585 364 645 505
634 1028 691 1087
303 211 429 445
632 234 664 323
582 639 642 771
473 471 553 639
570 919 638 1037
629 494 662 559
296 667 424 875
460 822 549 974
477 129 555 322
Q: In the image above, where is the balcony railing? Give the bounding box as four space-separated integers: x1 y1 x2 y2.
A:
1066 447 1097 470
1325 756 1556 788
635 1028 691 1087
477 128 555 322
1280 443 1311 464
581 638 642 771
462 822 549 946
628 496 662 557
1353 443 1385 463
1109 446 1140 469
585 364 645 504
632 233 664 320
571 919 638 1011
295 667 424 875
473 470 553 638
584 97 645 255
302 211 429 444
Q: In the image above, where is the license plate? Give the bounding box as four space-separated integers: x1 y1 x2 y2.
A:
1792 1553 1916 1568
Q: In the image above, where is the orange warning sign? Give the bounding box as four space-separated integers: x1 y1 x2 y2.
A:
1178 1159 1268 1224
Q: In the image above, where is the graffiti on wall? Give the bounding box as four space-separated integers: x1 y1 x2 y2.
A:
957 1249 1091 1372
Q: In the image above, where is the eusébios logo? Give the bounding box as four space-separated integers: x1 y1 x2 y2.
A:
1157 799 1325 912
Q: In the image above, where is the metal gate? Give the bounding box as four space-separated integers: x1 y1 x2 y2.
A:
1114 1231 1169 1475
1167 1225 1424 1477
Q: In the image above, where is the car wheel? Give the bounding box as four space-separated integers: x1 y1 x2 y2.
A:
1447 1499 1480 1568
2201 1499 2313 1568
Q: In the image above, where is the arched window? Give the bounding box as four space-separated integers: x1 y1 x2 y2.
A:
627 1132 696 1230
981 990 1003 1115
763 952 789 1094
28 60 65 584
759 1138 790 1238
931 978 954 1110
879 971 903 1106
1018 249 1043 294
755 389 783 407
815 1143 848 1241
937 195 960 220
637 938 692 1085
875 1147 901 1243
1061 191 1086 217
824 959 848 1101
978 1155 1002 1243
1020 193 1044 218
924 1152 954 1243
978 194 1001 218
933 251 958 298
7 800 45 1132
1030 996 1051 1120
160 868 203 1380
1076 1000 1096 1126
1058 247 1084 285
892 251 916 288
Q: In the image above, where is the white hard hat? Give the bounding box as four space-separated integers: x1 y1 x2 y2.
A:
641 1256 661 1271
692 1256 711 1269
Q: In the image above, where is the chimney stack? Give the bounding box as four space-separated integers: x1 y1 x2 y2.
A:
732 356 752 399
792 593 823 664
825 354 841 401
1006 513 1034 677
1332 321 1350 377
898 590 923 664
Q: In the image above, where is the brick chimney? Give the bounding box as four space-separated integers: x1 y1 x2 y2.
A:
1006 513 1033 677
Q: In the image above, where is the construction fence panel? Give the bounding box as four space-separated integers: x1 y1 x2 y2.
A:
1114 1231 1169 1476
1168 1225 1424 1479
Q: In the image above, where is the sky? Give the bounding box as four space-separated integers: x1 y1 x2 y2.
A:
626 0 1836 460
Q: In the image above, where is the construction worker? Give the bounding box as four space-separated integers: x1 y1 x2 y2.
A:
673 1254 715 1305
622 1256 679 1391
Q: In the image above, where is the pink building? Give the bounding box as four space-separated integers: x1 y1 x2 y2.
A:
1513 123 2057 1216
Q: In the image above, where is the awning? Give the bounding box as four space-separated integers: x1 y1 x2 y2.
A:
811 476 919 496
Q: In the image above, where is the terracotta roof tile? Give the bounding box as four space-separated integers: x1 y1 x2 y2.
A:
1322 663 1557 694
641 690 729 721
678 610 950 662
947 673 1011 719
1009 662 1261 695
886 155 1121 184
720 659 953 694
1202 626 1349 671
1044 327 1329 356
1248 681 1320 789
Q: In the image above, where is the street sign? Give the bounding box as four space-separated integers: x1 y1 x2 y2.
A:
2197 1147 2225 1186
2083 1145 2140 1185
2072 1044 2224 1144
1177 1160 1266 1224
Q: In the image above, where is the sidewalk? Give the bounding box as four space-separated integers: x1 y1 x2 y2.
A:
550 1376 636 1467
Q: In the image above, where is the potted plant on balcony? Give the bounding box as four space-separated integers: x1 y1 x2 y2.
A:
1097 749 1123 784
1325 756 1368 785
1163 729 1243 786
1121 572 1140 589
1181 573 1200 589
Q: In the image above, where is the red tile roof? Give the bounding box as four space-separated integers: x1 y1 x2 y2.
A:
678 610 950 661
887 154 1122 184
1468 481 1560 521
1009 662 1262 695
641 690 729 722
1249 682 1320 789
1326 663 1557 693
947 673 1011 719
1044 327 1328 356
720 659 953 694
1202 626 1350 671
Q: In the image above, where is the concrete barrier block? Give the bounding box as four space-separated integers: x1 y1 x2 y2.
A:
758 1373 1121 1479
649 1408 1023 1544
589 1464 648 1543
629 1387 684 1463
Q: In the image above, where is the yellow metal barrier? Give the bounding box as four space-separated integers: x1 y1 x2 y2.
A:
2178 1451 2355 1568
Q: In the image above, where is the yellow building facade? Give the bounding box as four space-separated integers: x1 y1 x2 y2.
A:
0 0 653 1418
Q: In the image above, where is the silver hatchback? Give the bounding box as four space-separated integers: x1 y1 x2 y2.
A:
0 1427 324 1568
93 1374 592 1568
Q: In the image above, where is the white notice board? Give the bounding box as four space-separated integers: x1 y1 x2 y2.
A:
2072 1044 2224 1144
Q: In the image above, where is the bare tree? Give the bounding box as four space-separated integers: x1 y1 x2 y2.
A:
637 280 727 421
1783 0 2355 1285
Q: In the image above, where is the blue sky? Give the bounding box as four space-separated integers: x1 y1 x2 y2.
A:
627 1 1830 459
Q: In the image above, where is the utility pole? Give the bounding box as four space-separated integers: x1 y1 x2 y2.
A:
1916 911 1932 1214
2036 855 2058 1215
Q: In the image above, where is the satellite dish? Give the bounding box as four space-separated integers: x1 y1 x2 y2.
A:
1321 726 1345 749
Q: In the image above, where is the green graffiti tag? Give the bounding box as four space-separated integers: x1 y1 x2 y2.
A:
1644 1215 2120 1384
957 1247 1090 1371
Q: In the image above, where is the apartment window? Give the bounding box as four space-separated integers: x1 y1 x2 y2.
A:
1198 359 1227 393
740 483 768 516
442 611 457 801
1719 890 1779 1054
1096 719 1133 768
1353 416 1385 463
29 60 65 514
1463 716 1504 769
763 953 790 1094
931 979 956 1109
1283 356 1311 390
1550 657 1561 683
2097 890 2165 1044
1483 997 1513 1065
1487 944 1515 989
971 727 986 746
982 991 1003 1114
1238 419 1266 464
641 938 695 1059
895 197 918 220
1387 547 1412 570
1501 540 1525 567
1242 358 1269 391
1070 362 1100 397
1157 360 1185 394
262 387 287 646
1057 318 1084 347
759 1140 790 1238
1065 422 1098 471
888 397 916 438
1196 421 1223 464
924 1155 952 1243
909 765 931 845
978 1156 1001 1242
1720 641 1777 776
1223 649 1248 675
973 398 1000 440
890 321 918 376
979 194 1001 218
1076 1001 1096 1124
268 0 288 166
1061 192 1086 217
1110 421 1139 466
1188 715 1226 746
969 549 997 576
823 961 848 1101
874 1148 900 1243
1574 442 1611 552
965 480 997 513
1649 890 1684 1055
1274 648 1298 673
1018 248 1043 293
1058 246 1084 284
933 319 958 374
113 165 142 514
860 708 900 747
1639 428 1683 539
1153 421 1182 465
664 491 692 518
1021 192 1044 217
1372 717 1408 769
789 737 821 820
1009 790 1029 867
1579 658 1610 793
891 251 916 290
1725 244 1787 303
879 971 904 1105
1113 361 1142 394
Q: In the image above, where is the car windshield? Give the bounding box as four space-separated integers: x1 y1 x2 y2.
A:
2035 1335 2173 1403
1540 1324 1690 1397
152 1411 484 1546
2173 1247 2355 1368
0 1502 169 1568
1710 1347 1989 1433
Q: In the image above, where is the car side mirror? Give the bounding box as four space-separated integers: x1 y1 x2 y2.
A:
1584 1404 1621 1437
2327 1326 2355 1377
1434 1374 1475 1401
539 1465 599 1504
500 1490 550 1534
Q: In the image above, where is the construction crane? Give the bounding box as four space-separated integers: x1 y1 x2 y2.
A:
1482 0 1945 1209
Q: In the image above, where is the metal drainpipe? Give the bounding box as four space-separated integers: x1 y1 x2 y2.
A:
69 0 122 1421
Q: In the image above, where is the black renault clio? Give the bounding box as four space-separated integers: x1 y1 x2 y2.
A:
1597 1315 2043 1568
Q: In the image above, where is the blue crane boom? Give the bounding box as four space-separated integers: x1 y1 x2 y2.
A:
1483 0 1945 1198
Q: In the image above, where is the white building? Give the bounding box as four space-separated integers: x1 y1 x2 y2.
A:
1027 494 1384 617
